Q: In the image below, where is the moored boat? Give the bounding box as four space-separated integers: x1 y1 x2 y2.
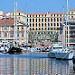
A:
48 44 63 58
55 49 74 60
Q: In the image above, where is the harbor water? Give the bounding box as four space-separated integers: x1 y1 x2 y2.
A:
0 53 75 75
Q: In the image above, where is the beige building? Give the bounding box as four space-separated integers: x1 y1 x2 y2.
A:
2 9 75 46
0 18 27 45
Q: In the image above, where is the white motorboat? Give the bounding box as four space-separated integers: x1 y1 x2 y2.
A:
48 44 63 58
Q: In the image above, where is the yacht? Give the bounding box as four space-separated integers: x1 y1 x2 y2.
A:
48 44 63 58
55 0 74 60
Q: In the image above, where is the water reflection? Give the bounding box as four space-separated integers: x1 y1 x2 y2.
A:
0 55 74 75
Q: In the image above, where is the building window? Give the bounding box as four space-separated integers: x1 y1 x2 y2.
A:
30 23 31 27
42 19 43 22
33 28 34 30
54 18 56 22
33 24 34 27
45 23 46 26
36 15 37 17
39 28 41 30
30 15 31 17
48 28 49 30
36 23 37 27
51 18 53 22
51 28 53 30
36 19 37 22
33 19 34 22
57 23 59 26
51 23 52 26
71 16 73 18
10 33 14 37
21 33 24 37
60 18 62 21
18 17 20 20
17 33 19 37
48 18 50 22
30 28 31 30
30 19 31 22
36 28 37 30
19 13 20 15
27 19 28 22
42 23 43 27
45 18 46 22
39 23 40 27
57 18 59 22
39 19 40 22
48 23 50 26
54 23 56 26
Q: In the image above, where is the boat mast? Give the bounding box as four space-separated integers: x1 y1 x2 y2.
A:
62 6 65 47
65 0 68 48
26 3 28 46
14 1 17 46
14 1 16 45
15 1 17 45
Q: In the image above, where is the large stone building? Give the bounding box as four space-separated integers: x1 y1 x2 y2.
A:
0 9 74 46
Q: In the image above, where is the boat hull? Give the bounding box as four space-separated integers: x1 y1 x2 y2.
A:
55 52 74 60
48 52 56 58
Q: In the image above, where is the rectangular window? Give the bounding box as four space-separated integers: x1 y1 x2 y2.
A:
10 33 14 37
22 33 24 37
17 33 19 37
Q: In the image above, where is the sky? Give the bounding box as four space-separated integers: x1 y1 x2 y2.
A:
0 0 75 13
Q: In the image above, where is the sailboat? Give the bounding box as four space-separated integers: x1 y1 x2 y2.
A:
21 3 37 52
55 0 74 60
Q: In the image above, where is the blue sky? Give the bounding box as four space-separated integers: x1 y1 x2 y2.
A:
0 0 75 13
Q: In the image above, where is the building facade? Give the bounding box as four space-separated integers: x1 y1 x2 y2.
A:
0 18 27 45
1 9 75 46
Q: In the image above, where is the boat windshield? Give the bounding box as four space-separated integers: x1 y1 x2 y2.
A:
53 47 62 49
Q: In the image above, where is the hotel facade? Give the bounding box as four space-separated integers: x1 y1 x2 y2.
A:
0 9 75 46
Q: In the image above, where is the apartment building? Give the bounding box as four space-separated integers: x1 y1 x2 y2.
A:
4 9 75 46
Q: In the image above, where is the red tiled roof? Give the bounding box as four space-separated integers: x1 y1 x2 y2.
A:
51 13 66 15
0 18 14 25
27 13 47 15
10 10 24 13
27 12 66 15
69 9 75 11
